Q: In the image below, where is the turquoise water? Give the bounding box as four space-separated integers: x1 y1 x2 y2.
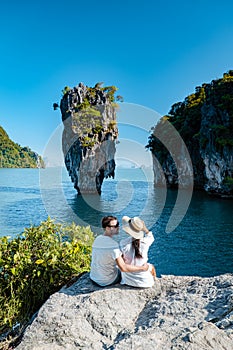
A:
0 167 233 277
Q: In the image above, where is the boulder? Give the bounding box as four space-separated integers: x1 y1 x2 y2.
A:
16 273 233 349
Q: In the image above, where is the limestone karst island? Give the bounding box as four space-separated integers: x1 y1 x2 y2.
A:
56 82 119 195
147 70 233 198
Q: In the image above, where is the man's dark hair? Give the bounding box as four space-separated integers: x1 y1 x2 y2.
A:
102 216 118 228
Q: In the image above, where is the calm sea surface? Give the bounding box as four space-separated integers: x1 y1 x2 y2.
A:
0 167 233 277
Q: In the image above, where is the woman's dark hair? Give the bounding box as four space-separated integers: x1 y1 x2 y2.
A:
132 239 143 259
102 216 118 229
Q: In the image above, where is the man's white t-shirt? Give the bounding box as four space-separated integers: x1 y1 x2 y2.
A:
119 232 155 288
90 235 122 286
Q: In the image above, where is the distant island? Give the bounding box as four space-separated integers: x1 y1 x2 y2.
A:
0 126 44 168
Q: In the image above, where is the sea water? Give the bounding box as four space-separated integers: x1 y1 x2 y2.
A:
0 167 233 277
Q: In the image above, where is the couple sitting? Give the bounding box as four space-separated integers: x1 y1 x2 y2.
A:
90 215 156 288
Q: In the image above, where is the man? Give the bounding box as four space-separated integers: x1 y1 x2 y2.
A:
90 216 149 286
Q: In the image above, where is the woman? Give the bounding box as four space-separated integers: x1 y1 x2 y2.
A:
90 216 149 287
119 216 156 288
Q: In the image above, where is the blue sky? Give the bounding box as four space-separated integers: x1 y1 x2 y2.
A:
1 0 233 160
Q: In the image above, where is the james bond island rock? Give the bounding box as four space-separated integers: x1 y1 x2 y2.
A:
15 273 233 350
147 70 233 198
58 83 119 194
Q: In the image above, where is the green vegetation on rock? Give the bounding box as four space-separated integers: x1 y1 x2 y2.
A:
60 82 120 149
0 126 44 168
147 70 233 154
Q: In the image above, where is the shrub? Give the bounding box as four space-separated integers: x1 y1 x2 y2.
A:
108 120 117 130
223 176 233 185
0 218 94 344
62 86 71 95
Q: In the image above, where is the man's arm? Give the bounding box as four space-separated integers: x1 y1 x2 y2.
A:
116 255 149 273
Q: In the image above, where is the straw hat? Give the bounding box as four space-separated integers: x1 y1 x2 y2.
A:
122 216 144 239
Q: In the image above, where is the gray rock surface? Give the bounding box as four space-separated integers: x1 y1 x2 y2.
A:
16 273 233 349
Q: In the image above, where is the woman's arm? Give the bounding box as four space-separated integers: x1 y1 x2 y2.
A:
142 220 150 234
141 221 154 246
116 255 149 272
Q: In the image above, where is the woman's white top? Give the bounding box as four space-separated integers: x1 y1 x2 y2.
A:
119 232 155 288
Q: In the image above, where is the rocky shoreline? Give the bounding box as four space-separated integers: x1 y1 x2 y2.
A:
15 273 233 349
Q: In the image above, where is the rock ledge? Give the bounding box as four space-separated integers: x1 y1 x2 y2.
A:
16 273 233 349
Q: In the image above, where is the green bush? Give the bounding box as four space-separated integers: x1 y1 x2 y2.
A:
0 218 94 341
223 176 233 185
62 86 71 95
108 120 117 131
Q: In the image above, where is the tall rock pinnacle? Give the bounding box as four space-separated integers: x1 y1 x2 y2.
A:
59 82 118 194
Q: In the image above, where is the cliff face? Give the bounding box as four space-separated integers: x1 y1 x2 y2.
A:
16 273 233 350
147 71 233 198
199 103 233 195
59 83 118 194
